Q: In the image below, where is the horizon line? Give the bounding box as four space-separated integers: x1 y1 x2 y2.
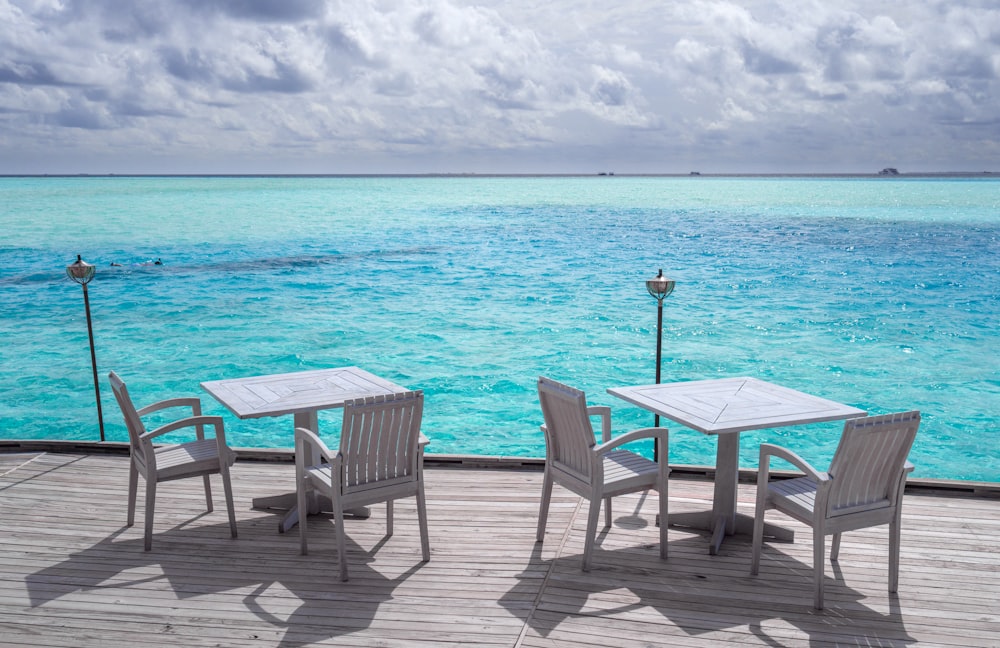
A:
2 170 998 179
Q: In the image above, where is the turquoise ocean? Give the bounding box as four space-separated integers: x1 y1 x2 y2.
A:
1 175 997 482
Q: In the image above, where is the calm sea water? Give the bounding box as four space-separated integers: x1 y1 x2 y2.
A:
1 176 997 482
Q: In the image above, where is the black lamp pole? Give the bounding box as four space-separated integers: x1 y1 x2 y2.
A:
67 255 105 441
645 269 675 458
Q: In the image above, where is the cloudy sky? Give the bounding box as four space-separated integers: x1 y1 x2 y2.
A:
2 0 998 174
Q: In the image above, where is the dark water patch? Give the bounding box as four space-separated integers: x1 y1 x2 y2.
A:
0 245 443 286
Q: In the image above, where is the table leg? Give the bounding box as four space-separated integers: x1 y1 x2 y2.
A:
714 433 740 539
295 411 320 456
264 410 370 533
667 432 793 554
661 433 739 553
272 411 320 532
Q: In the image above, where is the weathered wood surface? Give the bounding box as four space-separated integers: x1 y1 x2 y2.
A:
606 378 867 435
1 451 998 647
201 366 408 420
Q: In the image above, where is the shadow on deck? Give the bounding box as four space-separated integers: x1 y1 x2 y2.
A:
2 450 998 647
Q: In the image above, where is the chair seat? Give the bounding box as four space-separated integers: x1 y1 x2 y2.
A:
154 439 230 481
305 464 333 485
769 476 896 522
603 449 661 492
305 463 417 500
767 476 819 521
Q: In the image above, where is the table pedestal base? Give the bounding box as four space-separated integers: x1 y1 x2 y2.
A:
666 510 793 555
251 493 371 533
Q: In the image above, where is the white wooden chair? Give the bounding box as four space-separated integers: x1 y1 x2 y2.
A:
295 390 430 581
751 410 920 609
109 371 238 551
535 376 669 570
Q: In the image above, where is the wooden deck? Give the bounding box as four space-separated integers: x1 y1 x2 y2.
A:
2 450 998 647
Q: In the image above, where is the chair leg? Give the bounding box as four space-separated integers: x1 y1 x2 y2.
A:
813 530 826 610
603 495 612 529
143 480 157 551
220 467 237 539
202 474 214 513
831 532 842 561
297 474 309 555
386 499 394 538
536 470 553 542
417 482 430 563
750 500 766 575
582 496 602 572
888 518 901 593
127 463 139 527
334 501 348 582
658 483 668 561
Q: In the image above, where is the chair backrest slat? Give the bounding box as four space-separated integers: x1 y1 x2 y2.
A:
340 391 423 493
827 411 920 516
537 377 597 481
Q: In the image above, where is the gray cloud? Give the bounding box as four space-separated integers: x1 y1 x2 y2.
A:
181 0 325 22
0 0 997 174
220 59 315 94
739 41 801 75
52 99 113 129
160 47 216 83
0 61 69 86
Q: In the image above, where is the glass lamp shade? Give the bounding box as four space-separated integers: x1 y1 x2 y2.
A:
646 268 675 301
66 254 96 285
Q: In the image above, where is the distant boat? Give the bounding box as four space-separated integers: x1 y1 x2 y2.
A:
690 171 701 176
878 167 900 175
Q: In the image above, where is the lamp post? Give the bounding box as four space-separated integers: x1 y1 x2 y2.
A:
66 255 105 441
646 268 675 438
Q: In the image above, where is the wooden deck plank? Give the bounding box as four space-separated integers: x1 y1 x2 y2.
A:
0 451 998 647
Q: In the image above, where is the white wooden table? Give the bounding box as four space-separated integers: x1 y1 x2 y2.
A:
202 366 408 532
607 377 866 554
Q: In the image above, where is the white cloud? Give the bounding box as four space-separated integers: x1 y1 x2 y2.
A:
0 0 997 173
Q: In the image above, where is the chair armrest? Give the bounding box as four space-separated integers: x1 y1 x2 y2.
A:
903 460 915 474
587 406 612 442
594 427 668 455
140 415 227 445
419 433 431 448
136 397 202 418
758 443 828 483
294 426 336 464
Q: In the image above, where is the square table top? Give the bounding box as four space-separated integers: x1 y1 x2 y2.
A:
607 377 866 435
201 366 408 420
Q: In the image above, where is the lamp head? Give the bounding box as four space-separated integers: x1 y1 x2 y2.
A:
646 268 675 302
66 254 96 285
